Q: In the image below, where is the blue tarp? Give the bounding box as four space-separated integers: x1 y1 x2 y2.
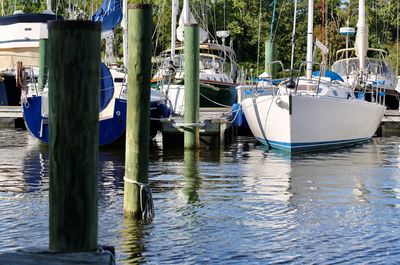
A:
313 70 344 82
100 63 114 112
92 0 122 32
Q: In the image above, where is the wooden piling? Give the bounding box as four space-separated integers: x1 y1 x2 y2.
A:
48 21 101 251
38 38 48 91
124 4 153 219
265 39 277 78
184 24 200 149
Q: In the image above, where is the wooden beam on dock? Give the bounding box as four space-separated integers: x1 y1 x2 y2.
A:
379 109 400 136
0 106 23 118
0 247 113 265
160 107 234 148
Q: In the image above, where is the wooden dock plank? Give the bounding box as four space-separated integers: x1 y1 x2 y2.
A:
0 248 113 265
0 106 23 118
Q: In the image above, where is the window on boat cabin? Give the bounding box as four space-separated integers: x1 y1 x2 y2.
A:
162 55 184 69
297 83 317 91
332 90 338 96
200 56 213 70
200 56 223 73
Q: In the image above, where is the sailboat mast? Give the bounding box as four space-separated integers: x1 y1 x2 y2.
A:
356 0 367 75
171 0 179 60
47 0 52 12
289 0 298 80
397 0 399 77
306 0 314 79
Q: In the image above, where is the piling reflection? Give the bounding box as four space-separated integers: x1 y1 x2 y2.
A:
183 150 201 204
119 218 145 264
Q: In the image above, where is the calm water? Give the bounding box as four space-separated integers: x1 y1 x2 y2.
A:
1 128 400 264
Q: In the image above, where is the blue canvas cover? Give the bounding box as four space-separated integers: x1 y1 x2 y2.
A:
100 63 114 112
92 0 122 32
313 70 344 82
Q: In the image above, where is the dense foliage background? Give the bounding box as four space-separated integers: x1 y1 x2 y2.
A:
1 0 399 76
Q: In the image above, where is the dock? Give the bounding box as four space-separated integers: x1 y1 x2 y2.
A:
0 106 23 118
380 109 400 135
0 247 114 265
0 106 24 128
160 107 234 148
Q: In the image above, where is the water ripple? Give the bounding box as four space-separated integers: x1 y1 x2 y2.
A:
1 130 400 264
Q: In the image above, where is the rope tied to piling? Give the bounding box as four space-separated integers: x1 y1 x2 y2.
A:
124 177 155 223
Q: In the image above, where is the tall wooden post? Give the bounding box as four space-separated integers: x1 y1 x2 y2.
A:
184 24 200 149
38 38 48 91
48 21 101 251
265 39 277 78
124 4 153 220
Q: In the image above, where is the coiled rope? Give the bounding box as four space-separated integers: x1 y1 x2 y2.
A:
124 177 155 224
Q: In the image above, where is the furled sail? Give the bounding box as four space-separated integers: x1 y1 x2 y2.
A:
92 0 122 32
176 0 208 43
354 0 368 72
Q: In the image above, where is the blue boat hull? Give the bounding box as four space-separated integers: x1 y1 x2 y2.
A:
23 95 171 146
23 96 127 146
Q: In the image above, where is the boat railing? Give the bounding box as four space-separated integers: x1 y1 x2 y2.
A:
331 59 358 79
116 68 128 99
154 52 235 83
265 60 287 75
365 59 395 82
335 47 388 61
294 61 330 96
153 54 184 81
263 60 290 95
363 62 387 105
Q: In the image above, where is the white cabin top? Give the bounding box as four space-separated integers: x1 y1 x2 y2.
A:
0 12 62 70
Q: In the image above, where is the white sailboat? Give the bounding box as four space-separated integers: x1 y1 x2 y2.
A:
241 0 386 153
152 0 238 115
331 0 398 110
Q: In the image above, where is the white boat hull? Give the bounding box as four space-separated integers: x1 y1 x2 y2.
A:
242 94 386 152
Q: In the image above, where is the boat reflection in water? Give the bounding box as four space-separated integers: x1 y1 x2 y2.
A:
241 139 400 263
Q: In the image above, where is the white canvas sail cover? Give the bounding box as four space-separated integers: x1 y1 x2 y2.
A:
176 0 208 43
